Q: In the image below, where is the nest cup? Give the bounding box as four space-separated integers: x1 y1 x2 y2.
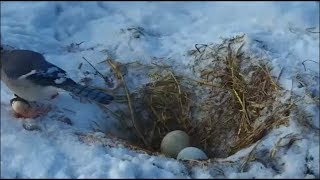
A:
96 34 291 159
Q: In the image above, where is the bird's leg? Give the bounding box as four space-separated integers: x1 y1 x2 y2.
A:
10 95 51 119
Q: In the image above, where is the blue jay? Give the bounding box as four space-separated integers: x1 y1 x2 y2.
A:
1 47 114 118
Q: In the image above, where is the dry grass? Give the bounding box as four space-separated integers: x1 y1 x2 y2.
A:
94 34 292 158
135 70 194 149
94 57 195 151
104 58 149 147
188 34 291 157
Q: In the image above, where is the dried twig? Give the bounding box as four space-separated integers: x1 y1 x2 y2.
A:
301 59 319 72
306 27 320 34
276 67 284 83
82 57 113 87
107 59 149 147
240 140 261 172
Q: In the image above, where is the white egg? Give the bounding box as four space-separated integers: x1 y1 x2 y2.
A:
11 100 31 115
161 130 190 158
177 147 208 160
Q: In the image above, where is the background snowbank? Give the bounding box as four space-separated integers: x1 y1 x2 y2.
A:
1 1 319 178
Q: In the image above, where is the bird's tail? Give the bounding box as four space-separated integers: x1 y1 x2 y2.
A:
57 79 113 105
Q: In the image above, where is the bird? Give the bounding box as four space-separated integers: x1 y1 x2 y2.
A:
1 46 114 118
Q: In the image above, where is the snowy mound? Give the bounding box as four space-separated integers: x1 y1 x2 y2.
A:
1 2 319 178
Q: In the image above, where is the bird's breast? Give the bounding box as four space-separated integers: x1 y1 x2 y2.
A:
1 72 58 102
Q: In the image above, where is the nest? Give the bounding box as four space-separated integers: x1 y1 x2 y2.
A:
93 34 292 158
134 70 194 150
187 34 290 157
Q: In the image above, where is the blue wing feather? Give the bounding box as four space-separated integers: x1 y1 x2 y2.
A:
1 49 69 86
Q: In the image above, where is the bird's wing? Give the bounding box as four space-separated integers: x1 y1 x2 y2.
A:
2 50 69 86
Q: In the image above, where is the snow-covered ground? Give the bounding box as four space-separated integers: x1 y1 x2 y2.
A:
1 1 319 178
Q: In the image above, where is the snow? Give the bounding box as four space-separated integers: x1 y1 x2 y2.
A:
1 1 319 179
